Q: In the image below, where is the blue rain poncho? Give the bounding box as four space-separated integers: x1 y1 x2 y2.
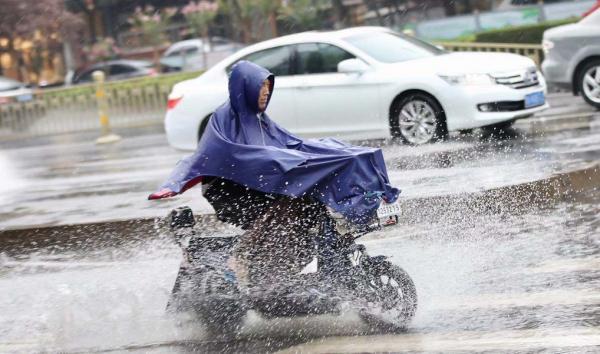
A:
150 61 399 224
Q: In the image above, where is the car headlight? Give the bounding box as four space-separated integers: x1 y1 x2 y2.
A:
439 73 496 86
542 39 554 54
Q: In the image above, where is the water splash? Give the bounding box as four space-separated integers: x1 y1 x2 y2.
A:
0 153 27 204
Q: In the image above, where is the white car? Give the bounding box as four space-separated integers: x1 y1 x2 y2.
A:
165 27 548 149
160 37 243 72
0 76 34 105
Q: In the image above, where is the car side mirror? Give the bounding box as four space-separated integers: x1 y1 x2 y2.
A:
337 58 369 74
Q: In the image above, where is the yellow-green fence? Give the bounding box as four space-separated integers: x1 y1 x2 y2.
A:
0 70 201 139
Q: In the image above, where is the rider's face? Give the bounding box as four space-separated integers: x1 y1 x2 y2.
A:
258 80 270 112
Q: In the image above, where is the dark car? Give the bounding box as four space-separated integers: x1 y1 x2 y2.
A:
71 60 156 85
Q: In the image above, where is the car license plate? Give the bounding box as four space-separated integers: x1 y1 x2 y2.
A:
524 91 544 108
16 93 33 102
377 199 401 218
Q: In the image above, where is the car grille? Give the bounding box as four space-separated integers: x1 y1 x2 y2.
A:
478 101 525 112
492 67 539 89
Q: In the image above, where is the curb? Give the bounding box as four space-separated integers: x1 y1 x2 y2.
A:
398 163 599 224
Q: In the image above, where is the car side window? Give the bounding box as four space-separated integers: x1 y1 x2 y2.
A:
75 66 106 83
185 46 199 55
295 43 354 75
230 46 293 76
166 49 182 57
167 46 198 57
75 70 95 83
110 64 136 75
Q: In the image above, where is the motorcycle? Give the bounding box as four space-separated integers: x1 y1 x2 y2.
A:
165 200 417 335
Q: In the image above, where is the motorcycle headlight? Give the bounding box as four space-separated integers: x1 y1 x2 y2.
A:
439 73 496 86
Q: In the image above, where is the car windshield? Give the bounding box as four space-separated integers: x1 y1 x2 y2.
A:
344 31 445 63
580 8 600 25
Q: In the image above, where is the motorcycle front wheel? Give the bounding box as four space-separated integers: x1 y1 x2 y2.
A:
359 259 417 332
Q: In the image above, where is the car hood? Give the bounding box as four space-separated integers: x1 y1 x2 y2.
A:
0 86 32 97
543 23 592 39
385 52 536 75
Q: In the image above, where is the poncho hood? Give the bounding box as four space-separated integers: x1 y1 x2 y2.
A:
228 60 274 115
150 61 400 224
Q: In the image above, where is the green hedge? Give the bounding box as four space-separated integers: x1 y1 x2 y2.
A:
474 18 578 44
37 70 203 99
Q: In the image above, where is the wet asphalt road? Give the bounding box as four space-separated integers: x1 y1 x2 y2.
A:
0 92 597 230
0 92 599 353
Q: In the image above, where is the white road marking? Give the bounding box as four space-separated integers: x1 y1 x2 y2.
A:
278 327 600 353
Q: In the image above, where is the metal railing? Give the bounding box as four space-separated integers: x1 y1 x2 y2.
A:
437 42 544 66
0 71 201 140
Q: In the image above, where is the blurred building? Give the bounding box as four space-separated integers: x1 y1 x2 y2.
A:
0 32 67 86
0 1 82 87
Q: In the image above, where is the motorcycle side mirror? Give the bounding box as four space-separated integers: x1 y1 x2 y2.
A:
337 58 369 74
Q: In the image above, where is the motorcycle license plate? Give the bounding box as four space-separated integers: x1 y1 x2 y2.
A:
377 199 401 218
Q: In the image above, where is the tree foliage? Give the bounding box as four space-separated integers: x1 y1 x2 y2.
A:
278 0 329 32
0 0 84 41
218 0 258 43
182 0 219 38
128 5 177 47
82 37 121 62
217 0 337 43
127 5 177 68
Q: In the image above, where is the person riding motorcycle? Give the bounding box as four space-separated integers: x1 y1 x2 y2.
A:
149 60 399 286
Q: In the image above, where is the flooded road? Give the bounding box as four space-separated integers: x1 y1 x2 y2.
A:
0 97 599 352
1 189 598 353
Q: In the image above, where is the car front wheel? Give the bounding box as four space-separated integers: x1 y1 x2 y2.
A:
578 59 600 109
391 93 447 145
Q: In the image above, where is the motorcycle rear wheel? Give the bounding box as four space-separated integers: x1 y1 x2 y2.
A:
359 259 417 332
